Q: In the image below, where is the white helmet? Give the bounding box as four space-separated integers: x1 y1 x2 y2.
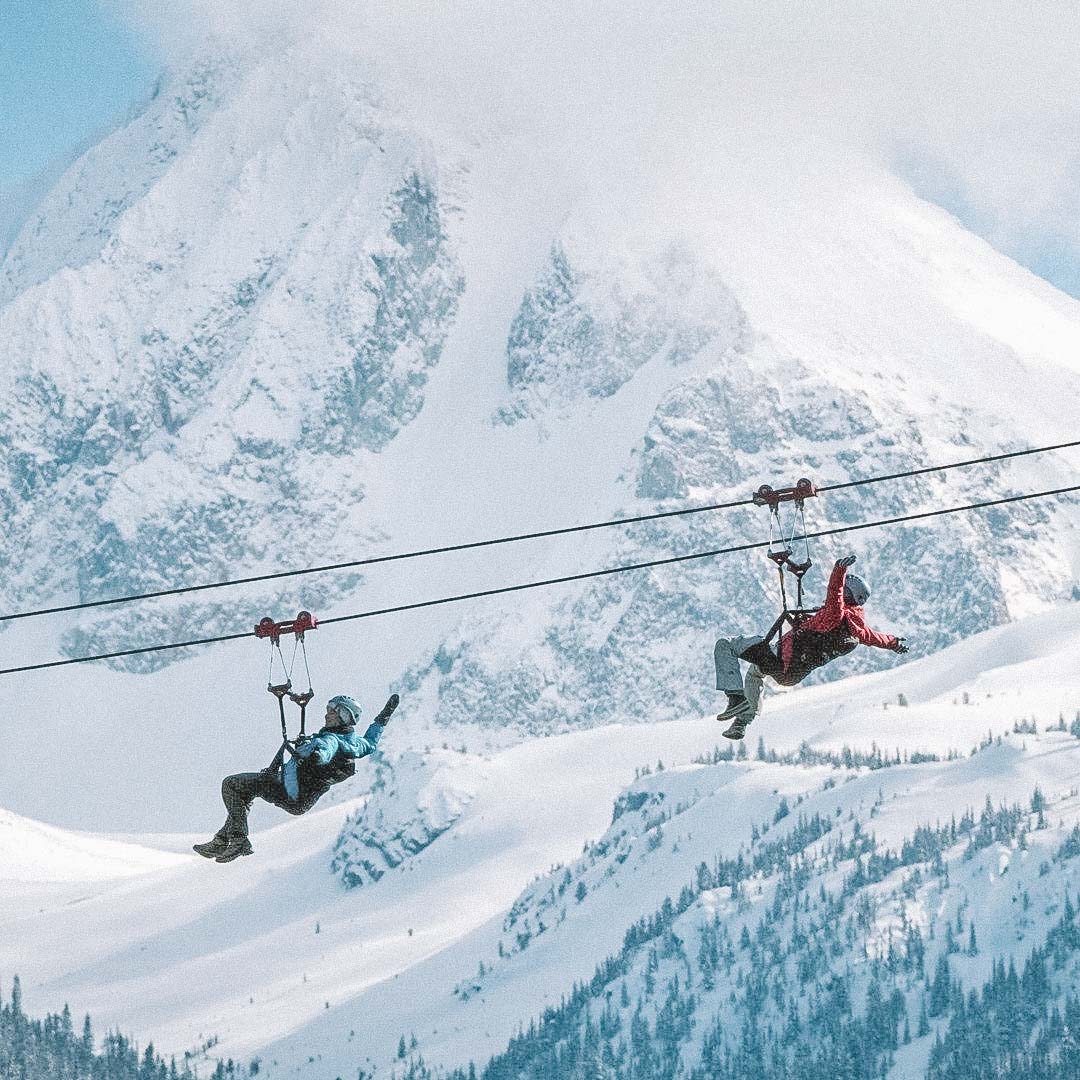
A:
327 695 362 726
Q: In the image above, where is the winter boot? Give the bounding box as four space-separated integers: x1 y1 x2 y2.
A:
716 692 751 723
214 837 254 863
374 693 400 726
192 834 229 859
721 714 753 741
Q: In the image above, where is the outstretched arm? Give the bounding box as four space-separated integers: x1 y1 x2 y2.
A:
802 557 853 633
353 696 400 757
845 609 901 650
352 725 383 757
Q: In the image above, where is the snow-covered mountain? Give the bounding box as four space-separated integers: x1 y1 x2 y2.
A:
5 6 1080 1077
5 606 1080 1079
0 52 465 674
2 25 1080 835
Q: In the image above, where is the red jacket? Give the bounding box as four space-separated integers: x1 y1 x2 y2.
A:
779 562 898 679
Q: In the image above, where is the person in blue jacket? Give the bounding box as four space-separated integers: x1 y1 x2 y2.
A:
194 692 399 863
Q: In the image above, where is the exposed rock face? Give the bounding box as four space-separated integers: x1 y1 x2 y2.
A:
497 240 749 423
399 234 1064 736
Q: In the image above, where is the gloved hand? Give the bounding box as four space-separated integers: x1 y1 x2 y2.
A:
374 693 400 725
889 637 909 654
835 555 857 569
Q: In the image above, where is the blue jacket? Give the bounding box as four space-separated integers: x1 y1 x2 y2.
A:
283 723 383 801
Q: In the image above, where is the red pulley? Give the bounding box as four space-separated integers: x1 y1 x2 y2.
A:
254 610 319 645
752 478 818 508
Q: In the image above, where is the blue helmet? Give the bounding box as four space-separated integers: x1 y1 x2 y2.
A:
843 574 870 606
327 694 362 727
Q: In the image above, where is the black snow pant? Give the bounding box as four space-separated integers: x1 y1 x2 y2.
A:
218 768 304 841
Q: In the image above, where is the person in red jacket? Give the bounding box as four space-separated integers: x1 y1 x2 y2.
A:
713 555 907 740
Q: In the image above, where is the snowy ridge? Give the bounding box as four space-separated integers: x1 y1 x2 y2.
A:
0 806 184 886
331 748 483 888
412 744 1080 1079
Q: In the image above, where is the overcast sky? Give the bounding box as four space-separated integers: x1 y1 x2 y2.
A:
0 1 156 183
5 0 1080 295
0 0 158 249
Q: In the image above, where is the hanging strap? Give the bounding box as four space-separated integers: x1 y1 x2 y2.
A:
752 479 821 666
269 681 292 742
288 635 315 736
256 611 319 744
266 740 288 776
765 493 815 615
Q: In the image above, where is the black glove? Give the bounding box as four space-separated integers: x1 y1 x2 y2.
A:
835 555 857 569
374 693 400 725
890 637 909 654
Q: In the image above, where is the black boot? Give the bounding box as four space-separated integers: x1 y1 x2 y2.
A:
721 714 752 741
215 836 254 863
193 834 228 859
716 693 750 723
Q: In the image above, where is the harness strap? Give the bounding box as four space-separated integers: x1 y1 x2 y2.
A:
289 688 314 736
266 740 288 777
762 611 789 647
269 682 292 741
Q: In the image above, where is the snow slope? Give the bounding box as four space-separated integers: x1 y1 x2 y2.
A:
4 605 1080 1078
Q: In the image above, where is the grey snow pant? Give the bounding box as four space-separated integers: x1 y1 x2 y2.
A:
713 635 766 717
218 769 303 841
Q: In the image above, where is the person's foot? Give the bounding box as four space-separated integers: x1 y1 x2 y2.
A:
214 837 254 863
192 835 228 859
716 693 751 723
721 715 752 741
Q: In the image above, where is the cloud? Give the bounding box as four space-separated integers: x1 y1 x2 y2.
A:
114 0 1080 290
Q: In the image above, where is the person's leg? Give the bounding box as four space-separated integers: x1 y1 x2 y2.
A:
219 772 263 841
713 635 764 737
715 636 763 719
715 635 761 692
743 663 765 717
716 662 768 741
195 770 259 857
253 768 302 814
195 772 260 860
214 770 301 861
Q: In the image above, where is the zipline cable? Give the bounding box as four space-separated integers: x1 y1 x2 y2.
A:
1 482 1076 677
0 438 1077 626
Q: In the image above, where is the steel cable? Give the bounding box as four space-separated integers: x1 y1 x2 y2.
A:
1 482 1075 677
